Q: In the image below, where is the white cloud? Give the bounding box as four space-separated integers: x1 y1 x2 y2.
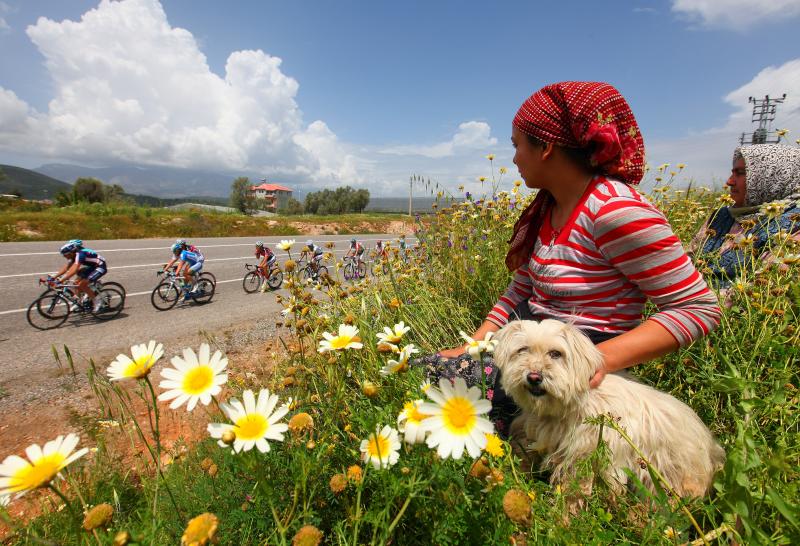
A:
645 58 800 190
380 121 498 158
671 0 800 30
0 0 360 184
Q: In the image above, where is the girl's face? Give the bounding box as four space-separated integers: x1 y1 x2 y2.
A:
511 125 545 189
726 157 747 207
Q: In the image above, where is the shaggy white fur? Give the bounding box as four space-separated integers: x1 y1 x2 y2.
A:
494 319 725 498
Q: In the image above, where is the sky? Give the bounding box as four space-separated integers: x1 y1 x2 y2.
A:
0 0 799 197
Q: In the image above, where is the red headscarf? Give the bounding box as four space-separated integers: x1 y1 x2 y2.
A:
505 81 645 271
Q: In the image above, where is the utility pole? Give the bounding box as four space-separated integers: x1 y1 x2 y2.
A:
408 175 413 217
740 94 786 145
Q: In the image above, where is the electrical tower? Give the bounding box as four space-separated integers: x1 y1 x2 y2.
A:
739 94 786 145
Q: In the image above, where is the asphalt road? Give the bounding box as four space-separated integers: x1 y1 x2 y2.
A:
0 234 405 394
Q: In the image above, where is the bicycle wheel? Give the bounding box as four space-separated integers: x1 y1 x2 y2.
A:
199 271 217 285
357 262 367 279
27 293 71 330
267 269 283 289
242 271 262 293
343 263 354 281
192 277 215 304
382 262 390 275
302 265 314 282
317 265 329 279
96 281 127 297
151 282 180 311
92 286 126 320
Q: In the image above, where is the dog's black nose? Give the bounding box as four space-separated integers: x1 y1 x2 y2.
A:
527 371 543 386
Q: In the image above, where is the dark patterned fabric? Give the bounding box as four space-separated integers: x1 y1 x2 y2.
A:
506 81 645 272
736 144 800 213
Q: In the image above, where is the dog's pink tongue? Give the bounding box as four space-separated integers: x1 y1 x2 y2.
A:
527 371 543 383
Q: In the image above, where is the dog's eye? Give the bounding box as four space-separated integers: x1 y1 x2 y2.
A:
547 350 563 359
515 347 528 355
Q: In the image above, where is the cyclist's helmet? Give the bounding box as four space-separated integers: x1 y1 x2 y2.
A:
171 242 182 255
306 239 313 248
255 241 264 249
350 238 357 245
59 239 83 255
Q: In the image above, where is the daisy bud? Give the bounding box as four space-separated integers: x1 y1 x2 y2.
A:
346 465 363 483
284 260 296 272
113 531 132 546
288 412 314 435
181 512 218 546
82 503 114 531
207 463 218 477
343 313 356 325
286 366 298 376
329 473 348 494
502 489 531 525
306 440 316 450
221 430 236 445
199 458 213 471
469 459 491 480
361 381 380 398
292 525 323 546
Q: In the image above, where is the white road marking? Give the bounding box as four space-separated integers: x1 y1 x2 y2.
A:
0 237 411 257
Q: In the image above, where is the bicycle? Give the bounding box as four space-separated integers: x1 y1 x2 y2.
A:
151 270 215 310
242 263 283 293
297 256 328 282
27 277 126 330
342 255 367 281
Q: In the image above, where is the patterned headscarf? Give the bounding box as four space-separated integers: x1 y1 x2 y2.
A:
734 144 800 219
505 81 646 271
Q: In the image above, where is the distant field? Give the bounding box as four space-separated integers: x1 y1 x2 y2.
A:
0 200 417 241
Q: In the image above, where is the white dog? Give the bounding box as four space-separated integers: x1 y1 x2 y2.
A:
494 319 725 499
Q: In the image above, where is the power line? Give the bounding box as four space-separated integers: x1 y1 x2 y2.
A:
739 94 787 145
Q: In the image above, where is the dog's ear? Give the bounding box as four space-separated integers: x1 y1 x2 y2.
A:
493 321 527 370
560 323 603 378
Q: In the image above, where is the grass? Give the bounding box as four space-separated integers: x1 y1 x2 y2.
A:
2 180 799 545
0 199 414 242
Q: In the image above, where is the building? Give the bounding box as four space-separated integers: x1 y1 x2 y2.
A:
249 182 292 212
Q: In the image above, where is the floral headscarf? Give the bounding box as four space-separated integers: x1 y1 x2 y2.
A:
506 81 645 271
733 144 800 222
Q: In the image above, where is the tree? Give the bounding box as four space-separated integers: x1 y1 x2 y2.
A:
73 177 107 203
229 176 254 214
303 186 370 215
279 197 304 215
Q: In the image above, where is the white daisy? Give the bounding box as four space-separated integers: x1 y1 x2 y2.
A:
376 321 411 348
318 324 363 353
207 389 289 453
380 344 419 376
397 400 430 445
106 340 164 381
459 331 498 360
419 377 493 460
360 425 401 469
277 240 295 251
0 434 88 499
158 344 228 411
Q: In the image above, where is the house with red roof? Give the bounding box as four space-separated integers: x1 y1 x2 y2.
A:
249 181 292 212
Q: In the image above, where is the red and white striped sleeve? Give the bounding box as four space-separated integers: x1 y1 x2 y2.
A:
486 261 533 327
593 196 721 346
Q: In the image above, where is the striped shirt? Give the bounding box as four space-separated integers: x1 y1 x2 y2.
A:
487 177 721 346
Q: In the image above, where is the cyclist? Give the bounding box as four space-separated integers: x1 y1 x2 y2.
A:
374 239 389 261
50 239 107 312
300 239 324 276
255 241 277 292
398 234 408 261
162 240 204 296
345 238 365 267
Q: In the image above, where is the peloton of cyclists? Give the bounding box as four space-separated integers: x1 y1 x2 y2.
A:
49 239 107 312
161 239 204 298
345 238 366 267
300 239 324 276
255 241 277 292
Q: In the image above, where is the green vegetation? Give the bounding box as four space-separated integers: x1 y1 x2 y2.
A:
0 164 72 200
4 181 798 545
229 176 256 214
0 200 409 241
304 186 370 214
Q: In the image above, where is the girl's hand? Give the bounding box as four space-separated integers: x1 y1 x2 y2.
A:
438 346 466 359
589 366 607 389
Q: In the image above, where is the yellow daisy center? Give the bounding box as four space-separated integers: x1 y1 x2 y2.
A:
123 354 155 378
403 402 428 425
234 413 269 441
182 365 214 395
367 433 391 460
11 454 66 492
441 396 476 435
329 335 353 350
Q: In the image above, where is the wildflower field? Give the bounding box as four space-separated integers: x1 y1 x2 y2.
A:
1 165 799 545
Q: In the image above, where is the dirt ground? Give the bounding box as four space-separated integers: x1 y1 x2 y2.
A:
0 315 298 533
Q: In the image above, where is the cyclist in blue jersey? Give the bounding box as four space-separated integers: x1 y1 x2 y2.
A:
161 240 204 295
50 239 107 311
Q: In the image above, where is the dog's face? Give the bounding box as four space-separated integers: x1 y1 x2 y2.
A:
494 320 603 413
